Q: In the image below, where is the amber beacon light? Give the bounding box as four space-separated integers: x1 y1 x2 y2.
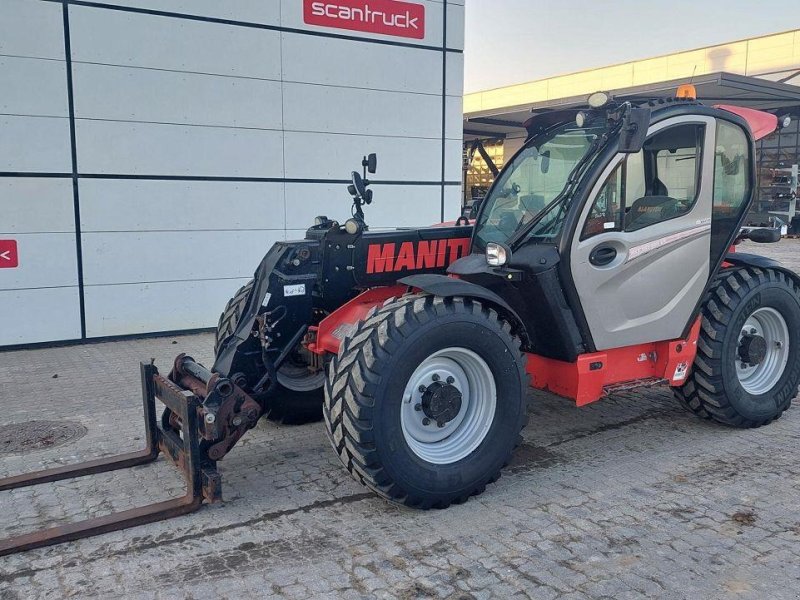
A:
676 83 697 100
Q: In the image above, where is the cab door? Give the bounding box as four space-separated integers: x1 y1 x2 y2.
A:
570 116 716 350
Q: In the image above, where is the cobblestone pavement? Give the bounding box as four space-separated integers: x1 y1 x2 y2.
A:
1 241 799 599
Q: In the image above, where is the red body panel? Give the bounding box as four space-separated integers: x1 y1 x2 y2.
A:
526 319 702 406
308 285 407 355
310 283 702 407
715 105 778 141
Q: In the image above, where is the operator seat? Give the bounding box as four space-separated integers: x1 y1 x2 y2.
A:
625 178 677 230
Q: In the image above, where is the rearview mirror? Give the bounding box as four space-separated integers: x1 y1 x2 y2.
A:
618 107 651 154
744 227 781 243
540 150 550 174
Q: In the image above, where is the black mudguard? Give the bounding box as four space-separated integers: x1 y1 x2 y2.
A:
725 252 800 287
398 273 530 340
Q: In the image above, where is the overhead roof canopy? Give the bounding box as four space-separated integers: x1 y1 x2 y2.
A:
464 72 800 140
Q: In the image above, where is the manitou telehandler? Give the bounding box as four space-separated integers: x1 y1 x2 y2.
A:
3 89 799 555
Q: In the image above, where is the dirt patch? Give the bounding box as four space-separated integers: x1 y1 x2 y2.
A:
731 511 757 526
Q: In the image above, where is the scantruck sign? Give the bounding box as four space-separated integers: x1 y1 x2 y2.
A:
304 0 425 40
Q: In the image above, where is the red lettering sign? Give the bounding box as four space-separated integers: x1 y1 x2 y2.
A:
304 0 425 40
366 238 470 274
0 240 18 268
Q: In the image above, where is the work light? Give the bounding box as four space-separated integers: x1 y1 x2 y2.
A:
486 242 509 267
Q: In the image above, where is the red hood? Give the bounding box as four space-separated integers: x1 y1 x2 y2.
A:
715 105 778 141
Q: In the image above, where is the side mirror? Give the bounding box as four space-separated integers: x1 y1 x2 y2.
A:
363 153 377 174
351 171 367 198
618 107 651 154
743 227 781 243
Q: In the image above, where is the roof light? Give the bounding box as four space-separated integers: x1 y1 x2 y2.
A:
676 84 697 100
587 91 610 109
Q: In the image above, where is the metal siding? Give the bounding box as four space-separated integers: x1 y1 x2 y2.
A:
283 183 442 230
281 32 442 94
69 6 283 80
71 63 284 130
284 133 444 181
0 0 65 60
1 178 75 234
80 231 285 286
0 115 72 172
83 278 252 337
0 287 82 345
0 0 464 343
74 120 284 177
282 82 443 138
79 180 285 232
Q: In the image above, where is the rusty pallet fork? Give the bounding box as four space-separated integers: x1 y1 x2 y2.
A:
0 357 261 557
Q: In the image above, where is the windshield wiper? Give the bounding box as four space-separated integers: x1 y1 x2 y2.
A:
506 127 617 248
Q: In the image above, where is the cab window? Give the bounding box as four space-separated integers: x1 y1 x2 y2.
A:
713 120 749 216
582 123 705 239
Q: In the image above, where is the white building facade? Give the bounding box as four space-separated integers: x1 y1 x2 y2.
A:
0 0 464 345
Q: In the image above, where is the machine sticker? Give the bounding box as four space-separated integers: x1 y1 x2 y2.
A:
304 0 425 40
695 217 712 226
672 362 689 381
0 240 18 268
626 224 711 263
283 284 306 297
261 292 272 308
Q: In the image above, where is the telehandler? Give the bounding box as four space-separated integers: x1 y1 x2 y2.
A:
3 89 799 555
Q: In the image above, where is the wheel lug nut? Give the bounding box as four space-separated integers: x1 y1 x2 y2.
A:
418 385 427 393
414 403 422 411
446 376 454 384
432 373 440 382
437 421 446 428
422 417 431 426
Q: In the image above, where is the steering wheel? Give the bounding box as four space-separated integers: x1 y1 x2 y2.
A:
351 171 367 198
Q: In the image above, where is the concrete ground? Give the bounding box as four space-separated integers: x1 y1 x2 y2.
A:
1 240 799 599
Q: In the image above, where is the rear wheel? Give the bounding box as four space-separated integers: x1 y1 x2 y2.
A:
324 294 528 508
675 267 800 427
215 280 324 425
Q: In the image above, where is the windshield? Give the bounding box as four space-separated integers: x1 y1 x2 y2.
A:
474 120 608 250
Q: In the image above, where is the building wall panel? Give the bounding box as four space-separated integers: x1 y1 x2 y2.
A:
74 120 284 177
84 278 251 337
72 63 283 130
0 287 82 345
79 180 285 232
69 6 282 80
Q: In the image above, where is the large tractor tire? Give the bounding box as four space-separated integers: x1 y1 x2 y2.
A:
323 294 529 508
215 280 324 425
675 267 800 428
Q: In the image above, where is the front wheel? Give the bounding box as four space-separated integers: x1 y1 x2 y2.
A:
675 267 800 427
324 294 528 508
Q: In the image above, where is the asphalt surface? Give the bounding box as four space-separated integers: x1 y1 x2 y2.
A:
0 240 799 599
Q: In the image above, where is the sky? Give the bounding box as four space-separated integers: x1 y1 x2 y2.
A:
464 0 800 93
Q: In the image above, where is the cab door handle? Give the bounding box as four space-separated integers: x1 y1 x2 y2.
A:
589 246 617 266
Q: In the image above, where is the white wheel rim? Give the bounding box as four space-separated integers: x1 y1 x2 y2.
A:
736 307 790 395
400 347 497 465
